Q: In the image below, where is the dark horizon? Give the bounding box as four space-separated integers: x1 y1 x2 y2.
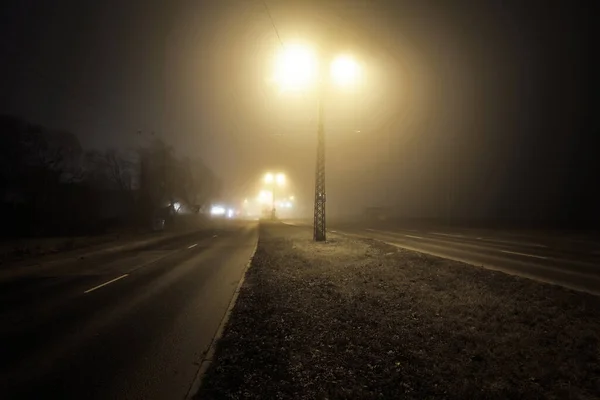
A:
1 0 598 226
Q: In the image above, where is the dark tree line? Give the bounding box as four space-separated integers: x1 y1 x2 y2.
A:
0 115 219 237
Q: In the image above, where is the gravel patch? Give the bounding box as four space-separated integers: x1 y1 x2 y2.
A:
197 222 600 399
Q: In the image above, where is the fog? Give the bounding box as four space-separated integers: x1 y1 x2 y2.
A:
1 0 596 225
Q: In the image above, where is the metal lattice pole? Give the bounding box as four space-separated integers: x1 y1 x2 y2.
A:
314 90 326 241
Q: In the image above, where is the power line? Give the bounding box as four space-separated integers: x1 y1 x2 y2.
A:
260 0 320 137
261 0 284 47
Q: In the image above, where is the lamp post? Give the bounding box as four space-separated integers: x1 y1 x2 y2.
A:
272 45 360 241
314 54 360 241
314 74 327 241
264 172 285 219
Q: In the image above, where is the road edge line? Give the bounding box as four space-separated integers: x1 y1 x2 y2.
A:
340 230 600 297
185 242 259 400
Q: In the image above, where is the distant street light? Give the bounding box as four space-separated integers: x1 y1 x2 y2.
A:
257 190 272 204
273 45 361 241
276 172 286 186
263 172 286 219
264 172 274 184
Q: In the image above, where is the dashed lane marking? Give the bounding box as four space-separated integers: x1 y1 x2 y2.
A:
84 274 128 294
500 250 548 260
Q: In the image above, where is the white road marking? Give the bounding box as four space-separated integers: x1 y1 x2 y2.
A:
431 232 463 238
500 250 548 260
188 244 198 249
282 221 304 226
434 232 547 248
330 230 337 233
212 235 218 238
84 274 128 294
366 228 550 251
482 238 548 248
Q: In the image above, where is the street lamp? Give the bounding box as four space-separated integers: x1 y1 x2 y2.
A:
330 55 360 86
276 172 286 186
264 172 274 184
273 45 360 241
273 44 318 92
263 172 286 219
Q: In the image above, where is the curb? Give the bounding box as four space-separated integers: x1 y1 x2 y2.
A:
185 243 258 400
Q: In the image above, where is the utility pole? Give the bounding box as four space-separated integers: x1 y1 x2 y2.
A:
313 82 326 241
271 182 276 220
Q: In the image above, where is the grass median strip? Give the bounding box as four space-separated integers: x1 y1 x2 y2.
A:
197 222 600 399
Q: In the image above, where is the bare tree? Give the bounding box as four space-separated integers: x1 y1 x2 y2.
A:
136 139 219 217
103 149 135 191
85 148 135 191
0 115 86 235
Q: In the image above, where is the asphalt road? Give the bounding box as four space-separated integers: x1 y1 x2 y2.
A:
0 220 258 399
285 220 600 295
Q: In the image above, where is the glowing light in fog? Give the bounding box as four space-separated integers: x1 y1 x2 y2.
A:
276 173 286 185
210 205 226 215
331 55 360 86
273 44 318 92
257 190 272 205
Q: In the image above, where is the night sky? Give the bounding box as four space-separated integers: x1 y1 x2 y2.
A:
1 0 597 224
